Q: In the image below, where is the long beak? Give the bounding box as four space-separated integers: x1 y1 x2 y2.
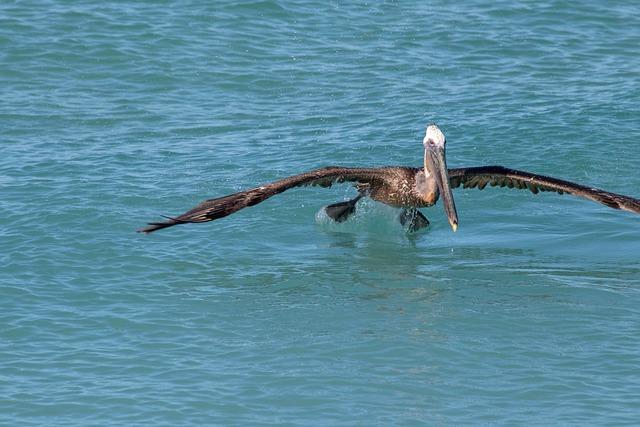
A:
425 145 459 232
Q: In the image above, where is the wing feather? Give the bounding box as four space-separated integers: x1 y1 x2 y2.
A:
449 166 640 214
139 166 389 233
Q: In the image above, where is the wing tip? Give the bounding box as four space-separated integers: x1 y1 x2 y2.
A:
137 215 186 234
137 222 173 234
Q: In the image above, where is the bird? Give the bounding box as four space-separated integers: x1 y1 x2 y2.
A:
139 124 640 234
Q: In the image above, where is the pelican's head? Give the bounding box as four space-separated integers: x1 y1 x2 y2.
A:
422 123 459 232
423 124 446 149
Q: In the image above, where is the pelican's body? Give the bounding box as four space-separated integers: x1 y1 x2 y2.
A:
358 167 438 208
139 124 640 234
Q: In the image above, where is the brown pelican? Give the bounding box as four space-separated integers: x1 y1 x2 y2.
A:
139 124 640 234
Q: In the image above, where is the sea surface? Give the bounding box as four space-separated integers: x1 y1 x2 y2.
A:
2 1 640 425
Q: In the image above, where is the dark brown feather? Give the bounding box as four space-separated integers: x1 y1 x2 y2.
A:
138 166 389 233
448 166 640 214
139 164 640 234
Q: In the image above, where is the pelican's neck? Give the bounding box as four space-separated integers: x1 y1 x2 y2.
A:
415 168 438 203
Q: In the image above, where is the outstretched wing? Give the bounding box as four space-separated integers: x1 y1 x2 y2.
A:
139 166 390 233
448 166 640 214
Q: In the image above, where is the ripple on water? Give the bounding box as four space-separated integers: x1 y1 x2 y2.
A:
2 0 640 425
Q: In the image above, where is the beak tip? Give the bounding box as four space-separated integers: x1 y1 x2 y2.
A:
451 222 458 232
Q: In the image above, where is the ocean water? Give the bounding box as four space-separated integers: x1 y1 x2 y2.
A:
2 0 640 425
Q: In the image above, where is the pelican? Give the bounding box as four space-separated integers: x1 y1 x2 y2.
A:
139 124 640 234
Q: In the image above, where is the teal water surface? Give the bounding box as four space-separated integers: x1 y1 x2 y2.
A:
2 1 640 425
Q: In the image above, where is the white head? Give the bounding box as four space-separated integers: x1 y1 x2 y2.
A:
423 124 446 148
